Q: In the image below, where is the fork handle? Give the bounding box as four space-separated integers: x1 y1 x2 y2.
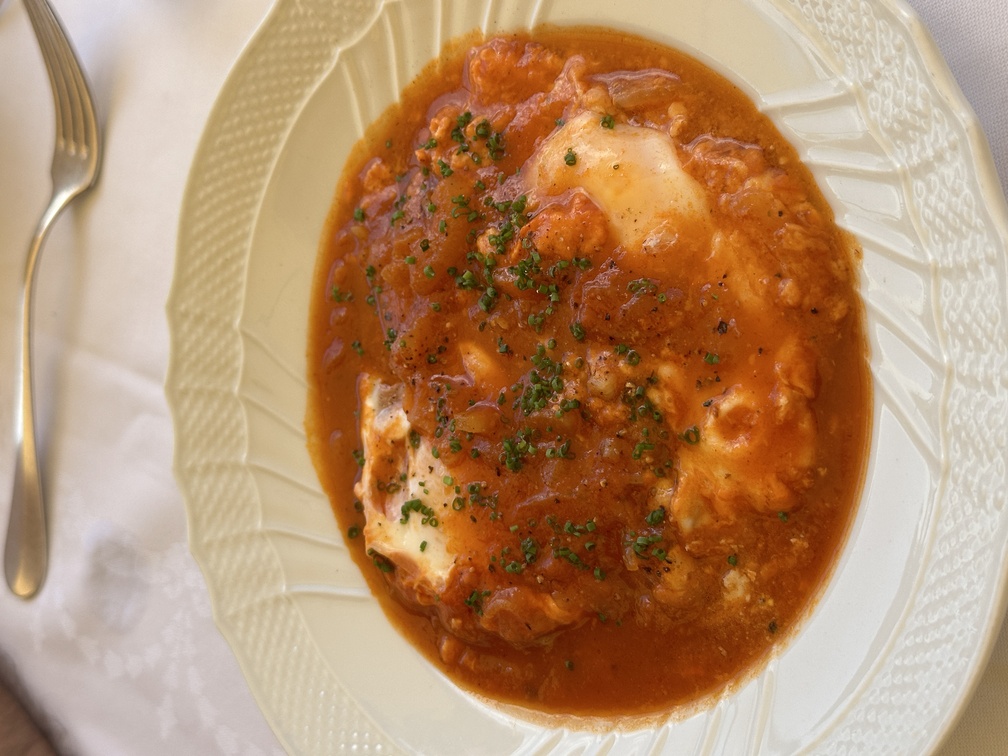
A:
4 218 53 599
5 411 46 599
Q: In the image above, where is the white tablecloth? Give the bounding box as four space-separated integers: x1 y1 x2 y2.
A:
0 1 1004 753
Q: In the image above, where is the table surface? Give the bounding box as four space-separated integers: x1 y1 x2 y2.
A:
0 1 1005 753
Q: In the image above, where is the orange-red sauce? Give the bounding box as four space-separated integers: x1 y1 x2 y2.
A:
306 27 870 718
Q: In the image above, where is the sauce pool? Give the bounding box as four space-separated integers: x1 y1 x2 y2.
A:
306 26 871 718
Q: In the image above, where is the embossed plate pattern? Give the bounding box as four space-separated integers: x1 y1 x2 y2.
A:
167 0 1008 753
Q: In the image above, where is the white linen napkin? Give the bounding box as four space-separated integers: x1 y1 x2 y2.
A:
0 1 283 753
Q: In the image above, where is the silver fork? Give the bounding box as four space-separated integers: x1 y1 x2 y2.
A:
4 0 102 598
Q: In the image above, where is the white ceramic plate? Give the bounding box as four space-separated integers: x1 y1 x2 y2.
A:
167 0 1008 753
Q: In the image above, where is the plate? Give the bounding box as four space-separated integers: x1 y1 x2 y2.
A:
166 0 1008 753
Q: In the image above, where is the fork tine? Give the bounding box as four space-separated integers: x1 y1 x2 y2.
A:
57 47 85 151
24 0 98 158
24 3 64 131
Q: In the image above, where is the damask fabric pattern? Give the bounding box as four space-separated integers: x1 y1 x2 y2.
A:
0 1 1004 755
0 1 285 754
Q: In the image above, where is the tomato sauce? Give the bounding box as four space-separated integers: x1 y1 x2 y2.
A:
306 27 871 718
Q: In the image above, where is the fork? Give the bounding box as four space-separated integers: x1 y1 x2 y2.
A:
4 0 102 598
